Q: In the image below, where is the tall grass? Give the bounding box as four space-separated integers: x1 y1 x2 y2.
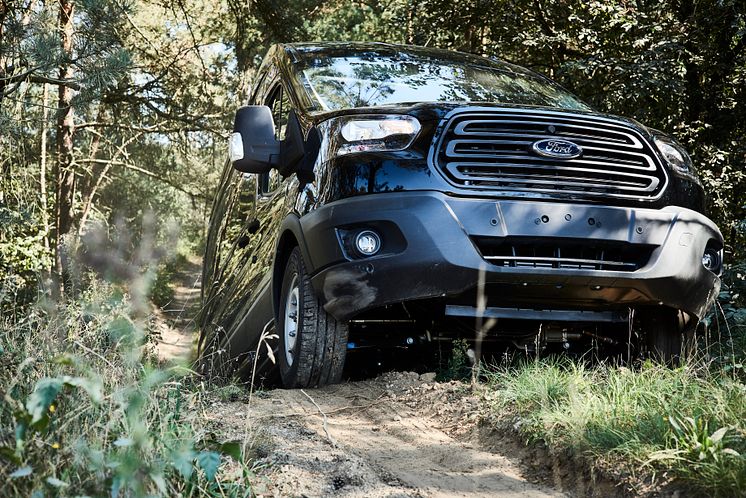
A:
485 358 746 496
0 246 255 496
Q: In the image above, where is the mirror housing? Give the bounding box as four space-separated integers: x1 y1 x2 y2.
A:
277 109 305 176
229 105 279 174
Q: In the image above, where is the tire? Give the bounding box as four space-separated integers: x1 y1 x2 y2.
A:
643 308 696 365
278 247 349 388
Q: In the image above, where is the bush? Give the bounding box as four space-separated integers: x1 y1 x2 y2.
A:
0 279 256 497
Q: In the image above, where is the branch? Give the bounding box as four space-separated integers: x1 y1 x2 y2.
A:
76 121 221 135
1 70 81 90
77 158 211 201
300 389 337 448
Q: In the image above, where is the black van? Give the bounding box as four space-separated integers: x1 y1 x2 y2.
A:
198 42 723 387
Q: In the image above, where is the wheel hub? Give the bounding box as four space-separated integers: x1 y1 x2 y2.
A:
284 274 299 366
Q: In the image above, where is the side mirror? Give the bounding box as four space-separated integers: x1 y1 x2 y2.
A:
229 105 279 174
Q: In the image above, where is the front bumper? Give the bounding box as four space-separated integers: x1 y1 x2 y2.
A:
299 191 722 321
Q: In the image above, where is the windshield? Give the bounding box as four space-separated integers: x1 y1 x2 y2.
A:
299 53 590 112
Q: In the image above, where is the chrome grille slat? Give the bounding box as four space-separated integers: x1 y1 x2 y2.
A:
434 110 667 199
451 165 655 184
456 119 642 147
450 133 632 147
453 171 651 189
484 256 637 269
445 152 658 172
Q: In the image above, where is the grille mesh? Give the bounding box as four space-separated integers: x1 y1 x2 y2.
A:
434 110 667 199
473 237 655 272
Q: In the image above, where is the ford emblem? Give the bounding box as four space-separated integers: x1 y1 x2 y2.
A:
532 139 582 159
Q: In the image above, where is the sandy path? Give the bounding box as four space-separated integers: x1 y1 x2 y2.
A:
154 254 202 362
210 373 567 498
154 259 578 497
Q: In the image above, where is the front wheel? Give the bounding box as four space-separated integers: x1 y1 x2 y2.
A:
277 247 349 388
642 308 696 365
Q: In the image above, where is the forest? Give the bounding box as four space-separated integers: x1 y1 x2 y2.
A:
1 0 745 496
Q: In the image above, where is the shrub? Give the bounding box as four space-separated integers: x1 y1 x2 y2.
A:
0 279 256 497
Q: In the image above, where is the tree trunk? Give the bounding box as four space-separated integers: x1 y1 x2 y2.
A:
0 1 8 110
40 83 50 257
54 0 76 294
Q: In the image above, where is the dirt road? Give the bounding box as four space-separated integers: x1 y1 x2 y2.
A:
205 372 570 498
154 254 202 362
155 261 583 498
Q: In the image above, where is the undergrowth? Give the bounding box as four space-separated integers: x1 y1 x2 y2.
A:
0 277 256 497
485 358 746 496
481 272 746 497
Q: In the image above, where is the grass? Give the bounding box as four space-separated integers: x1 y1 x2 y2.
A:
0 276 257 497
484 357 746 496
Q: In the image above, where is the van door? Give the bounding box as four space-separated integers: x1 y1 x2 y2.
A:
199 163 256 362
243 82 293 303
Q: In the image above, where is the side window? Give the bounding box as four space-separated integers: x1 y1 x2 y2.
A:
269 85 291 141
259 83 291 195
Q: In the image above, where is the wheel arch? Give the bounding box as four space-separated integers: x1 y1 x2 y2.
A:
273 214 314 319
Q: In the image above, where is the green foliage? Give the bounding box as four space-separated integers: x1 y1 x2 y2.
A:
214 384 247 403
485 359 746 496
0 180 51 309
149 253 190 308
0 280 256 497
437 338 472 381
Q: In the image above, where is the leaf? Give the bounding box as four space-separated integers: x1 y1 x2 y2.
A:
149 471 167 494
111 475 122 498
668 415 682 434
0 446 20 464
62 375 103 404
26 378 62 425
46 477 68 488
709 427 728 444
15 422 27 452
196 451 221 481
265 342 276 364
113 437 133 447
722 448 741 457
219 440 242 461
9 466 33 478
170 445 195 479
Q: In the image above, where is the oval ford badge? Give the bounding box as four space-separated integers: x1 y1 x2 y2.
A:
532 139 582 159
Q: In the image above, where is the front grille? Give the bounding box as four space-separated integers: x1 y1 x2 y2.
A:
433 109 667 200
473 237 655 272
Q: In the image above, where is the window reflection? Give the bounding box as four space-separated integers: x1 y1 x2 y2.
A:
301 53 589 111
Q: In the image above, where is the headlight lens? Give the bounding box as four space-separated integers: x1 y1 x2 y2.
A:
653 135 696 178
337 115 420 156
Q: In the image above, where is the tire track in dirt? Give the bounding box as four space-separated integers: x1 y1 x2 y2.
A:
211 373 568 498
155 260 576 497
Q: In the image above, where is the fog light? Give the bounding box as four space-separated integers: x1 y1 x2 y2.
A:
702 249 720 272
355 230 381 256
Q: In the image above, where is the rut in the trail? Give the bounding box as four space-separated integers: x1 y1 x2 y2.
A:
207 372 578 498
153 259 619 498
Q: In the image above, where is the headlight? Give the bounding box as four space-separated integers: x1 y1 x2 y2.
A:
653 135 697 179
337 115 420 156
